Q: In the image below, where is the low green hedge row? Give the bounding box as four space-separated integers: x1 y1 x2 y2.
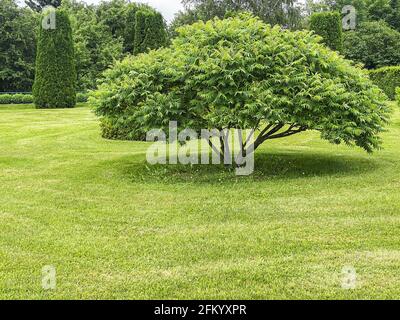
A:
368 66 400 100
396 87 400 106
0 94 33 104
0 93 88 105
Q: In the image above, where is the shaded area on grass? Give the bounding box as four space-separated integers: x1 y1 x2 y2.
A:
108 151 380 184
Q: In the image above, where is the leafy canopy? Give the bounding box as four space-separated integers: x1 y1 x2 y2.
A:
92 14 390 154
171 0 304 33
61 0 124 91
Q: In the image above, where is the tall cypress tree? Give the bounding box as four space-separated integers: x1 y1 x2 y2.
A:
133 9 167 55
33 9 76 108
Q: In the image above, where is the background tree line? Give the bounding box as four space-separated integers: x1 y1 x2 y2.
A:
0 0 167 92
1 0 400 93
171 0 400 69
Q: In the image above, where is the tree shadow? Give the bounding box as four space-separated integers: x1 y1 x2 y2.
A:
111 150 379 185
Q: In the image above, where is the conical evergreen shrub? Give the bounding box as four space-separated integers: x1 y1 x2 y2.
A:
33 8 76 108
133 9 167 55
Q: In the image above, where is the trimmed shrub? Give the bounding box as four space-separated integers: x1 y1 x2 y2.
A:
33 9 76 108
369 66 400 100
309 11 343 52
133 9 167 55
396 87 400 106
92 14 390 154
0 93 33 104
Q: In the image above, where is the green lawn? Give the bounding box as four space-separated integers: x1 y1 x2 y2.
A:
0 103 399 300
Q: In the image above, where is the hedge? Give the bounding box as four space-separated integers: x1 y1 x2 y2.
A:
0 94 33 104
33 9 76 108
369 66 400 100
309 11 343 52
0 92 87 104
396 87 400 106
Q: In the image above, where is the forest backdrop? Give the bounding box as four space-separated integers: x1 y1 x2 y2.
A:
1 0 400 93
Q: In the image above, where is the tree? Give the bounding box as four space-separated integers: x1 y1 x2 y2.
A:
343 21 400 69
96 0 165 54
366 0 400 31
314 0 400 31
33 8 76 108
171 0 304 33
92 14 390 160
25 0 62 12
96 0 129 43
307 0 368 24
61 0 123 91
309 11 343 52
134 9 168 55
386 0 400 31
123 3 141 53
0 0 37 92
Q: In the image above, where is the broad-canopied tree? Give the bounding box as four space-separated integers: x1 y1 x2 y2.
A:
92 14 390 160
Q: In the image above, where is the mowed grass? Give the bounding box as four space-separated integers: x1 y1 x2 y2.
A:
0 103 400 300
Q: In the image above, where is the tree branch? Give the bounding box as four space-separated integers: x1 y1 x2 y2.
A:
268 126 307 140
245 123 307 156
